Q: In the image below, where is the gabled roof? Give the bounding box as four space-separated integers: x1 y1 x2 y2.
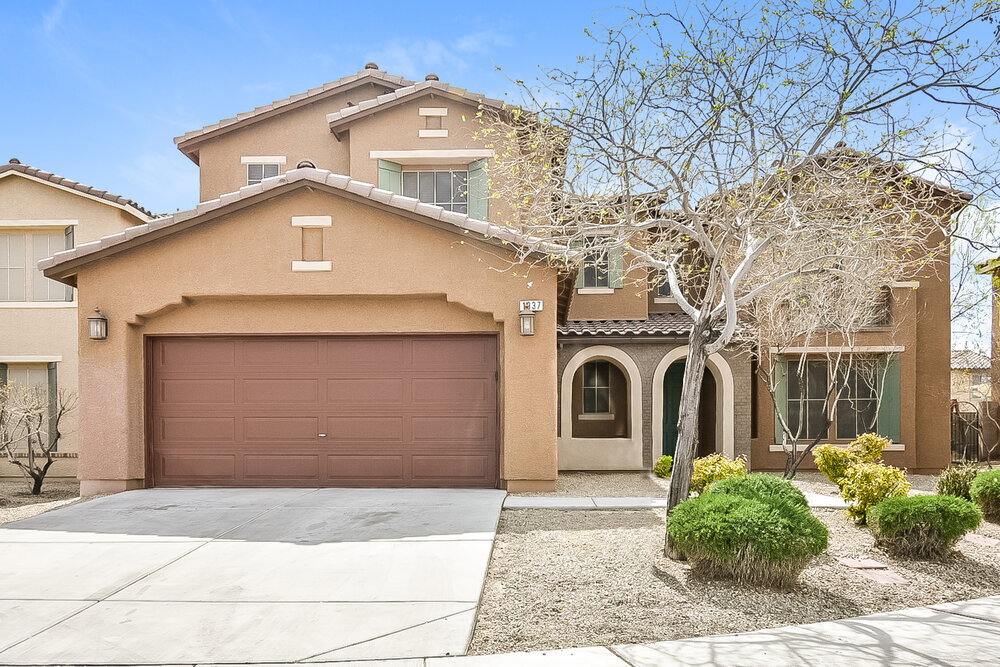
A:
40 167 555 284
952 349 992 371
325 79 510 136
0 159 154 220
174 66 414 161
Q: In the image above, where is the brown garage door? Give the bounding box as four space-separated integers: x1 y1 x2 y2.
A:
148 335 499 488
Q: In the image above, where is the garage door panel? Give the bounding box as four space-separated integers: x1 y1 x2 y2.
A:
243 379 320 404
327 378 404 405
326 417 404 441
150 335 498 488
244 455 320 480
327 455 404 480
243 417 320 442
158 379 236 405
158 417 236 443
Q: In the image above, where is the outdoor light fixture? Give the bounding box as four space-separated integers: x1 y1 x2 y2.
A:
88 308 109 340
519 308 535 336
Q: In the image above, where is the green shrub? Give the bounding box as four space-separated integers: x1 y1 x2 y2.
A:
813 433 889 488
691 453 747 495
936 464 980 500
708 473 808 509
970 470 1000 521
841 462 911 524
869 495 982 559
667 492 828 588
653 455 673 478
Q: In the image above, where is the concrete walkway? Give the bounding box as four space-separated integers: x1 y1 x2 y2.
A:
351 595 1000 666
0 488 505 664
505 490 848 510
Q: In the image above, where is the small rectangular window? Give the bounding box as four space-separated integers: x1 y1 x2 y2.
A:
582 361 612 414
401 170 469 212
581 238 610 288
247 163 281 186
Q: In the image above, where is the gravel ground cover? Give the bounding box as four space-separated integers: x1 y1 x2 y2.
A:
470 507 1000 655
0 479 80 525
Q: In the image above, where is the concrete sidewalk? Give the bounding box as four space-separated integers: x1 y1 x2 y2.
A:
354 595 1000 666
504 490 847 510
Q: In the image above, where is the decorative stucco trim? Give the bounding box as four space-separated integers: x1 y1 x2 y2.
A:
241 156 287 164
291 261 332 272
651 347 736 459
891 281 920 288
0 219 78 227
0 355 63 362
768 345 905 354
558 345 644 470
418 129 449 138
419 108 449 116
291 215 332 228
769 443 905 452
577 287 614 295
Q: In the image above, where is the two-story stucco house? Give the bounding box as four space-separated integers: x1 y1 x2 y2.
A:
35 64 962 495
0 160 152 479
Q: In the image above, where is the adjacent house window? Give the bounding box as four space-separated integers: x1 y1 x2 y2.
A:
778 354 901 443
247 163 281 186
0 231 73 302
0 362 56 451
582 361 612 414
656 276 674 298
401 170 469 212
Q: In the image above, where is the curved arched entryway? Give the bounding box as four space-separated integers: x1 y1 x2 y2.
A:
652 348 735 460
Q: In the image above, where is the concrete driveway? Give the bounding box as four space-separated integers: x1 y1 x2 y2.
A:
0 487 505 665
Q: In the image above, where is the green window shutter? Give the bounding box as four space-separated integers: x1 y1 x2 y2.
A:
773 355 788 444
609 248 625 289
377 160 402 194
47 362 58 451
467 159 488 221
0 362 7 386
877 354 901 443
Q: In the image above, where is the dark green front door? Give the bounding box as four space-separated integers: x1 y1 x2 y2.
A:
662 362 685 457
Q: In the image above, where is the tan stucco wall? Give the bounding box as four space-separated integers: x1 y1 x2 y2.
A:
0 174 144 479
68 186 559 493
567 263 650 321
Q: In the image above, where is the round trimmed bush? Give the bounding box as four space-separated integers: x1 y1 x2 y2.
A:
936 464 980 500
667 492 828 589
970 470 1000 521
869 495 982 559
707 473 808 509
653 455 673 478
840 462 911 524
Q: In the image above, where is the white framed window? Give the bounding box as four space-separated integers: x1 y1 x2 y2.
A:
0 362 54 451
0 231 73 302
401 170 468 212
246 163 281 186
581 238 610 289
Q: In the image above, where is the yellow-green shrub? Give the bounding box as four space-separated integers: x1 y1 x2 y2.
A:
813 433 890 488
691 453 747 495
653 455 673 478
841 462 911 524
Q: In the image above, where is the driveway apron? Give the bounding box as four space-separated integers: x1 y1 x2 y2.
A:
0 487 505 664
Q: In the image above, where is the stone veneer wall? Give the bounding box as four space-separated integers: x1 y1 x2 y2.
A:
557 339 753 469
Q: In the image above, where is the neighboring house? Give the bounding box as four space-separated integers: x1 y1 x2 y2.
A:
0 159 152 478
977 256 1000 403
37 64 961 495
952 349 992 403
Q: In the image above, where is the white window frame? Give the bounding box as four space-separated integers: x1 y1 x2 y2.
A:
245 162 282 186
401 169 469 212
0 230 73 303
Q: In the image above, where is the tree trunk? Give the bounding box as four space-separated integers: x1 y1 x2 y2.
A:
31 474 43 496
665 322 711 558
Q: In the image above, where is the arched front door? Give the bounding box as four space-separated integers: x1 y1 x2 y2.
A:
662 362 685 457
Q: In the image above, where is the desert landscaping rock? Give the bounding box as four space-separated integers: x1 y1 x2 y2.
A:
837 557 890 569
964 533 1000 547
855 568 909 584
469 507 1000 655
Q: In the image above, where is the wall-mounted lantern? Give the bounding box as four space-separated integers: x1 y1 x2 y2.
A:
519 308 536 336
87 308 109 340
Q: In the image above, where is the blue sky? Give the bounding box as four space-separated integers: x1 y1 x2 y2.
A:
0 0 613 213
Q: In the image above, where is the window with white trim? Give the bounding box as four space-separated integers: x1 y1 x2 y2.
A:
0 231 73 302
0 363 52 451
246 163 281 186
401 170 468 212
581 238 610 288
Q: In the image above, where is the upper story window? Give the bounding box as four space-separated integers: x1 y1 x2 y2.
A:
655 273 674 299
246 163 280 186
402 170 468 213
0 231 73 302
581 239 610 289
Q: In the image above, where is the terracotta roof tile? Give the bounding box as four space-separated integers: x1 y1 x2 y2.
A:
952 349 991 370
0 159 154 219
558 312 694 336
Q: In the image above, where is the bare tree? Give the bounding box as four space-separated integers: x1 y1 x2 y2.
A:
0 385 76 495
477 1 999 546
742 273 900 478
953 207 1000 347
